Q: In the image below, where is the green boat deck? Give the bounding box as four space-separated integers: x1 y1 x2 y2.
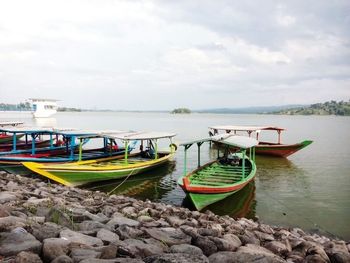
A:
189 162 252 187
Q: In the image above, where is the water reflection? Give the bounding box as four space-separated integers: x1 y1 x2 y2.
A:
33 117 57 127
85 161 176 200
182 181 256 219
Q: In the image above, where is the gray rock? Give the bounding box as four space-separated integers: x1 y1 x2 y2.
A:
144 253 209 263
79 220 110 232
42 238 70 262
254 230 275 241
51 255 74 263
137 215 154 223
208 236 239 252
0 231 42 256
222 234 242 249
238 230 260 245
192 236 217 256
99 244 118 259
264 241 290 256
166 216 186 227
31 222 63 242
0 204 11 217
60 229 104 247
324 240 350 263
121 238 164 258
0 191 17 204
305 254 329 262
121 206 137 217
70 248 101 263
198 228 221 237
107 216 140 228
15 251 43 263
0 216 27 231
236 244 286 263
96 228 119 244
80 259 144 263
145 227 191 246
258 224 275 235
170 244 204 256
116 224 144 240
306 245 330 262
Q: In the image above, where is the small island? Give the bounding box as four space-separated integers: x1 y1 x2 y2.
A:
171 108 191 114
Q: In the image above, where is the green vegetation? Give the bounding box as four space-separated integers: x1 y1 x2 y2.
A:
171 108 191 114
0 102 31 111
58 107 81 112
274 100 350 116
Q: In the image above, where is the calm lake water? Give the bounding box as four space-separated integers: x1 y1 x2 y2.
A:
1 111 350 240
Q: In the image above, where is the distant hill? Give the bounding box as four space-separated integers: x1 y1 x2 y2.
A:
272 100 350 116
196 105 305 114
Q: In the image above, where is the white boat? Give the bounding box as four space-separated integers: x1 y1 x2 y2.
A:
30 98 58 118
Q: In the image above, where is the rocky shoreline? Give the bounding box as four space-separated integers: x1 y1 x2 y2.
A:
0 171 349 263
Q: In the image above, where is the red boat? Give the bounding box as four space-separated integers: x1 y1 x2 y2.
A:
209 125 312 158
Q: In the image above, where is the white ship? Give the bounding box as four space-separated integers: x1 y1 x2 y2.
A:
30 98 58 118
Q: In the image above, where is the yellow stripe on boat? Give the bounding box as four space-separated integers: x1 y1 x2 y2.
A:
22 162 74 187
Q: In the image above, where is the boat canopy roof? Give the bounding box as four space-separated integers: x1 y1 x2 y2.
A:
0 121 24 127
181 134 258 149
0 126 54 134
209 125 285 132
102 131 176 140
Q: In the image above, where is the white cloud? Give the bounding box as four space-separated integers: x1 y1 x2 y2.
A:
0 0 349 109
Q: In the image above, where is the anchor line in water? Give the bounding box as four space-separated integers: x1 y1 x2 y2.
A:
259 190 341 240
107 168 137 196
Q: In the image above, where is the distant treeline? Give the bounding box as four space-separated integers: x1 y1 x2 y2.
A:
0 102 32 111
58 107 81 112
273 100 350 116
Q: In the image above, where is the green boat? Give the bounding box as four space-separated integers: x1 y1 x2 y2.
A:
23 131 177 186
178 134 258 211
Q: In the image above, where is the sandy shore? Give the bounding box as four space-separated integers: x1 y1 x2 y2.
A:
0 171 349 263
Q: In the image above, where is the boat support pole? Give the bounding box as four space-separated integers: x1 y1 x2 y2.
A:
242 149 246 179
13 132 17 151
183 143 193 176
50 133 53 149
78 138 83 161
155 139 158 159
197 142 204 168
124 140 129 164
31 134 35 155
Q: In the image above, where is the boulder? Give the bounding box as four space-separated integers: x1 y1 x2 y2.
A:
96 228 119 244
120 238 165 258
107 216 140 228
31 222 63 242
170 244 204 256
42 238 70 262
192 235 217 256
15 251 43 263
70 248 101 262
0 230 41 256
51 255 74 263
0 191 17 204
145 227 191 246
144 253 209 263
60 229 104 247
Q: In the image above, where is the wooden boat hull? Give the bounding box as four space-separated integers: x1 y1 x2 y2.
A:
0 134 24 144
23 152 174 187
178 155 256 211
0 139 51 152
213 140 312 157
255 140 312 157
0 147 127 175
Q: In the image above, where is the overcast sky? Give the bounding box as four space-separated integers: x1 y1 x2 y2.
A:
0 0 349 110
